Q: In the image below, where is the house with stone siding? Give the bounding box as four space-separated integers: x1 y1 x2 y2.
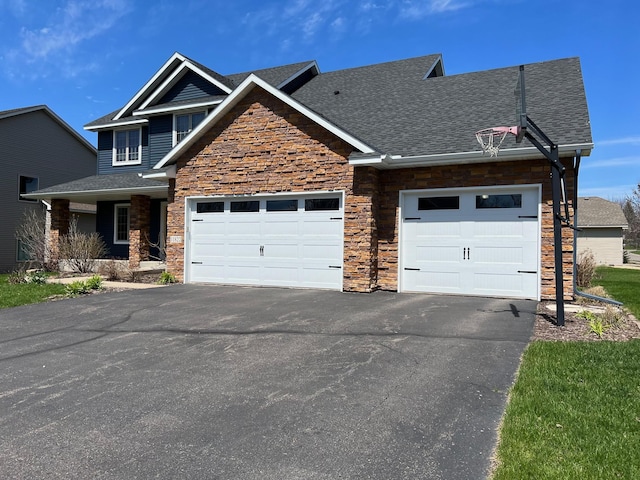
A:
27 52 593 300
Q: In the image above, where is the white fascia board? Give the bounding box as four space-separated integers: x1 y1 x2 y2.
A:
276 61 320 89
154 74 376 169
22 185 167 201
138 61 232 111
132 99 223 116
113 52 186 121
350 143 594 169
84 118 148 132
141 165 176 179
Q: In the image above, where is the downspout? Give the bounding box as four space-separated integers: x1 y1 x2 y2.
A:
572 149 623 306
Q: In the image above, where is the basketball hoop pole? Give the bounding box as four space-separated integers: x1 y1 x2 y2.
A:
522 118 567 327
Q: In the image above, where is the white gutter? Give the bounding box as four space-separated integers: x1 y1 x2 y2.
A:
132 100 223 116
22 185 167 201
140 165 176 179
350 143 594 169
84 118 148 132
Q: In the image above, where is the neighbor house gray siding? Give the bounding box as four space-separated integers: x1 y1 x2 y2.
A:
159 70 227 103
0 108 96 272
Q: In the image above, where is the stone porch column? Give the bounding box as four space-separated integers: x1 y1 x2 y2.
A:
129 195 151 269
49 199 70 267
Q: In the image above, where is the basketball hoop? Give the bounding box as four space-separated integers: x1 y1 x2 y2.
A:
475 126 519 157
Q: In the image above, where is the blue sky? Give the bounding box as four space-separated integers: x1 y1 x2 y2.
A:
0 0 638 200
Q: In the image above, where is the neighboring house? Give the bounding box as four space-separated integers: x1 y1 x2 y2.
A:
577 197 628 265
28 53 593 300
0 106 96 272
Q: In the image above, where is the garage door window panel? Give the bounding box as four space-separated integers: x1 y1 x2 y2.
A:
230 201 259 213
305 198 340 211
418 196 459 210
476 194 522 209
197 202 224 213
267 199 298 212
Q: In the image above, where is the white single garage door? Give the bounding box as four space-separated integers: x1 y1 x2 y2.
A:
400 186 540 299
186 193 344 290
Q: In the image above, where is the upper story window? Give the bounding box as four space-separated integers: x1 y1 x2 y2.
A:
18 175 39 202
113 128 141 166
174 111 206 145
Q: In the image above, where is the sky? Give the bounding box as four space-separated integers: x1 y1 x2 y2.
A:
0 0 638 201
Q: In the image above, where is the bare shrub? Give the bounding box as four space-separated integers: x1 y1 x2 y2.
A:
97 259 131 281
58 217 107 273
576 249 597 288
144 231 166 262
14 207 54 269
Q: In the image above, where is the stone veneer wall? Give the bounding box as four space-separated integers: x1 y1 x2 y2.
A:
166 87 379 292
376 159 576 300
49 198 70 265
129 195 151 269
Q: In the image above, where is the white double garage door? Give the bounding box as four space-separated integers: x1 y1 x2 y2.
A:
185 185 541 299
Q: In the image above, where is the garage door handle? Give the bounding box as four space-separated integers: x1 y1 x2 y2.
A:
329 265 341 269
404 217 421 220
330 217 342 220
518 215 537 219
192 219 204 222
191 261 203 265
518 270 537 274
404 267 420 271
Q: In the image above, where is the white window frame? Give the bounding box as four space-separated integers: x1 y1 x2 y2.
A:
112 128 142 166
173 110 206 146
113 203 131 245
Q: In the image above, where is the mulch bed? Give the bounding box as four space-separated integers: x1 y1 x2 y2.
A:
534 302 640 342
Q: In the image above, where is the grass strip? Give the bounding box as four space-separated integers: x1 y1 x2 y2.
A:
493 340 640 479
0 274 66 309
593 266 640 318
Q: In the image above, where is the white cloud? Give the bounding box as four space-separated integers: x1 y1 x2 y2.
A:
597 136 640 147
399 0 469 18
3 0 131 80
580 156 640 169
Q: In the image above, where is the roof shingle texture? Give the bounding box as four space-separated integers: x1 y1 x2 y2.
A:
578 197 628 227
291 55 592 157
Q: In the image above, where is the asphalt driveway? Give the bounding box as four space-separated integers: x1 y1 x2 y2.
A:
0 285 536 479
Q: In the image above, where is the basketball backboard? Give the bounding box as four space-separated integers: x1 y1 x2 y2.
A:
514 65 527 143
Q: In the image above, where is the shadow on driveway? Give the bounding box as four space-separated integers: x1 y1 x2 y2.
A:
0 285 535 479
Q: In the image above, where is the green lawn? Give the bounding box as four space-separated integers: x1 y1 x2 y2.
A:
593 266 640 318
492 341 640 479
492 266 640 479
0 274 66 309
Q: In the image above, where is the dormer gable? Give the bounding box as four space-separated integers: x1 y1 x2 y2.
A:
113 52 232 121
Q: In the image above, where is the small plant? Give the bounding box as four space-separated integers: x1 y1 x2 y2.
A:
576 309 610 338
85 275 103 290
65 280 90 297
26 270 47 285
157 271 176 285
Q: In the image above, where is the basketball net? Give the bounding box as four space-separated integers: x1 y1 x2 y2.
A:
475 126 519 157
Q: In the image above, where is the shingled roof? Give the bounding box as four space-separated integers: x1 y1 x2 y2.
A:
578 197 629 228
291 55 592 157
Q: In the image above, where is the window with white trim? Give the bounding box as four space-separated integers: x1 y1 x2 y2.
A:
174 111 206 145
113 129 141 165
114 204 130 244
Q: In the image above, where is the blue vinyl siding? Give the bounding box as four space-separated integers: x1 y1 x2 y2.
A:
97 200 166 260
97 127 150 174
149 115 173 165
96 201 129 258
159 71 226 103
